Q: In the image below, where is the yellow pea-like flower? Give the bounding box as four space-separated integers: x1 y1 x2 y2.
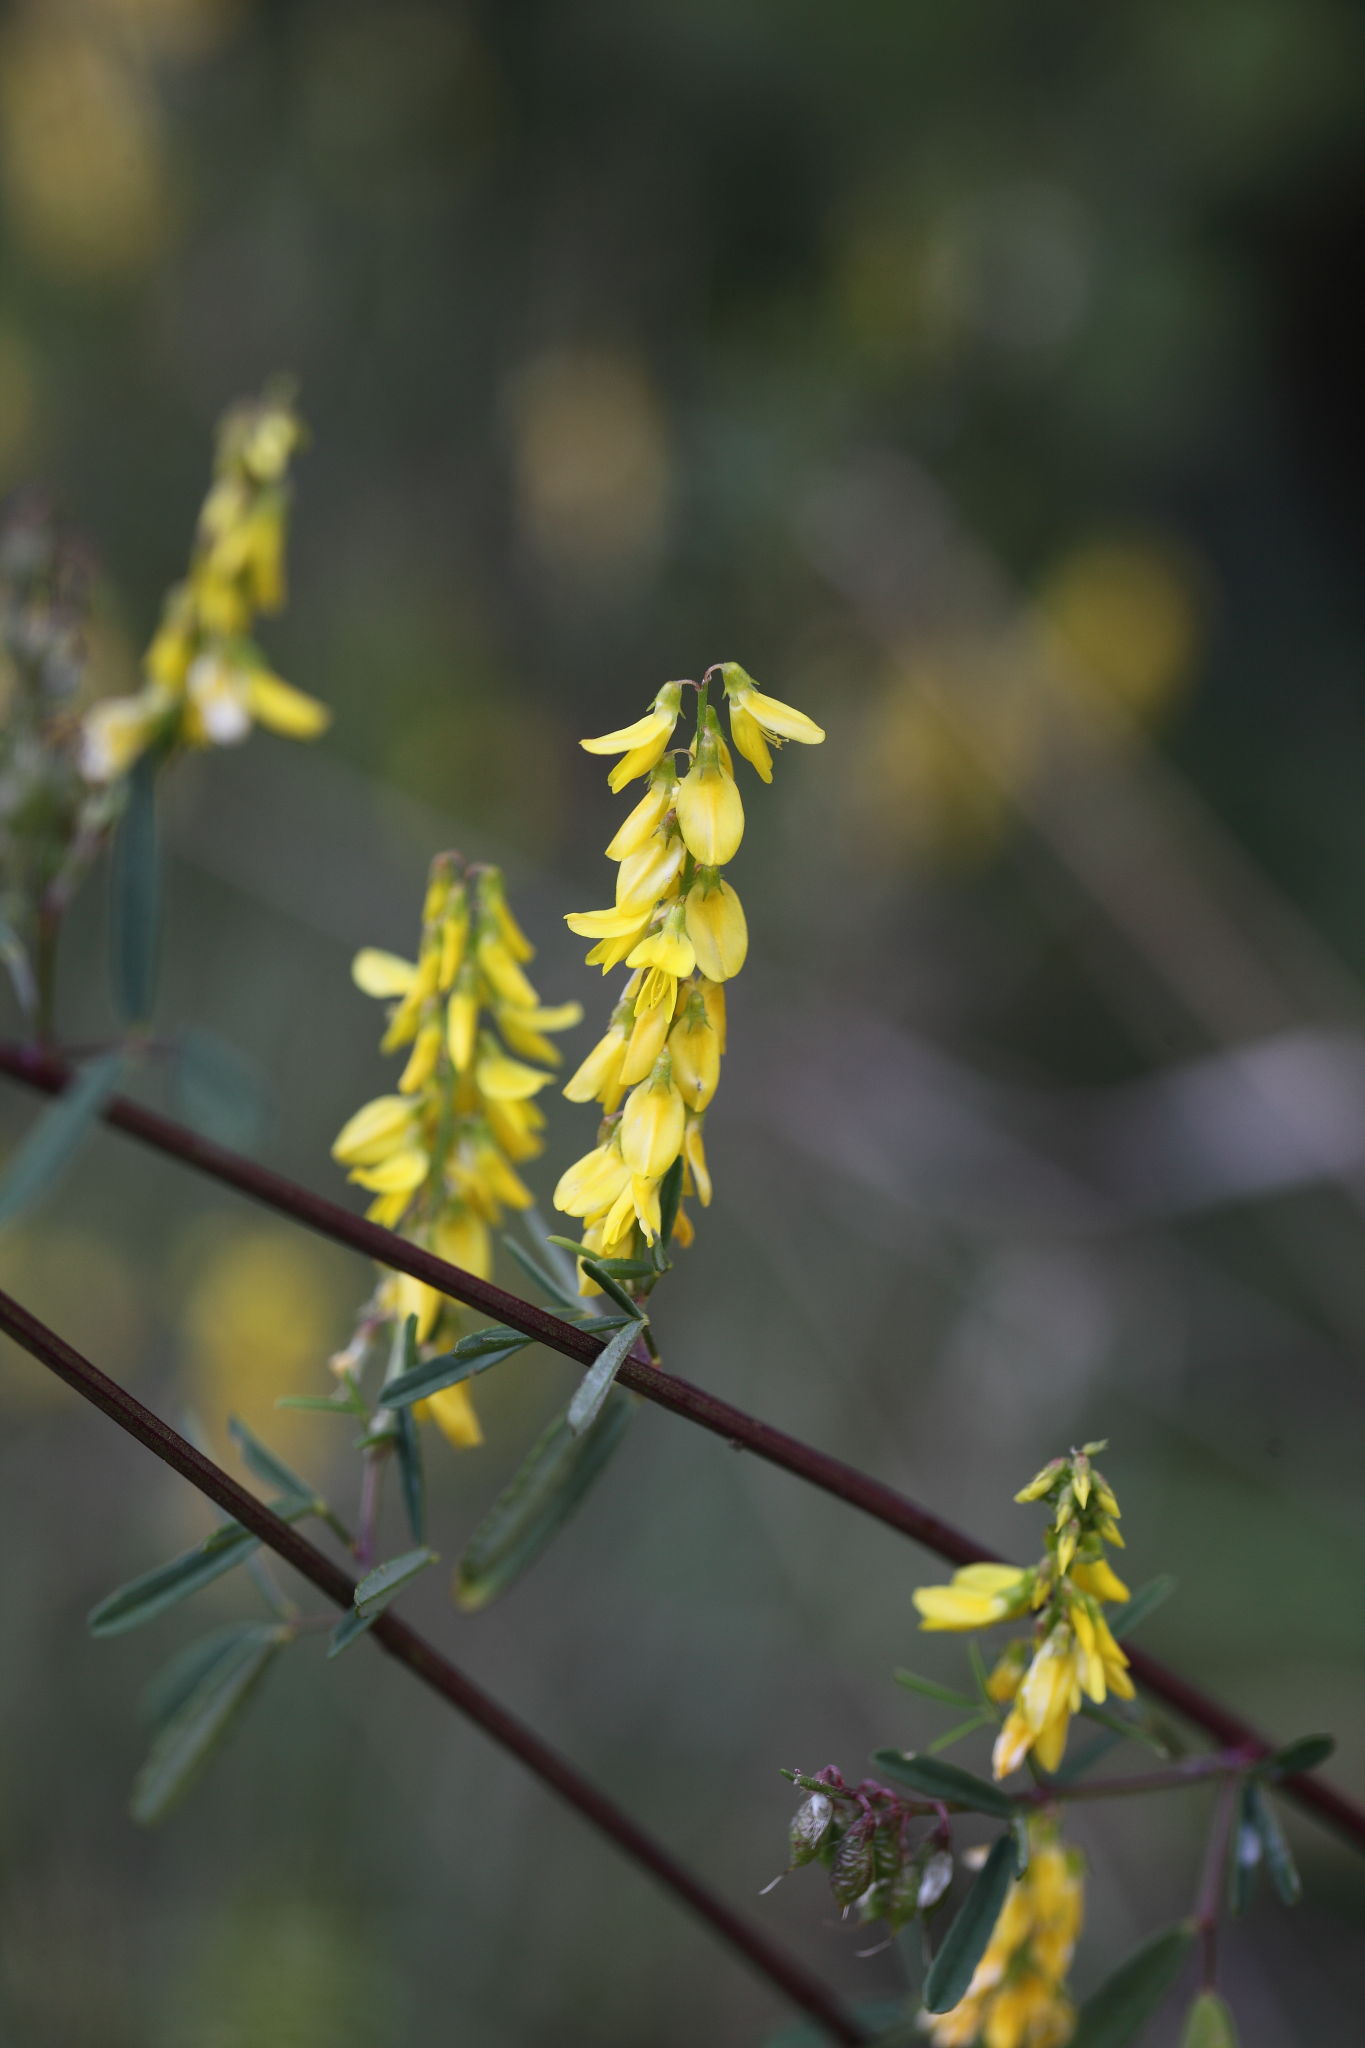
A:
563 1015 631 1105
674 750 744 867
619 994 673 1087
605 770 677 860
554 1141 632 1218
352 948 417 998
668 1006 720 1110
620 1067 686 1180
332 1094 417 1166
399 1020 443 1094
346 1145 430 1193
684 873 748 982
719 662 826 752
475 1043 555 1101
580 681 683 786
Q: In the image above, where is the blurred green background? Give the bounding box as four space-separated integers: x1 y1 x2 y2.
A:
2 1 1365 2042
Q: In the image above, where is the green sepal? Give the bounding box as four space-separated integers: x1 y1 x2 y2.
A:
0 1049 125 1229
567 1321 640 1435
110 751 160 1026
381 1325 533 1408
922 1834 1015 2014
454 1389 633 1611
871 1750 1018 1818
353 1546 438 1618
130 1624 286 1824
1182 1990 1238 2048
1068 1923 1198 2048
1108 1575 1177 1641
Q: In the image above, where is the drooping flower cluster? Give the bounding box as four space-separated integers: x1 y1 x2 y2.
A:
332 855 580 1445
81 388 329 784
554 663 824 1276
913 1444 1134 1779
925 1820 1083 2048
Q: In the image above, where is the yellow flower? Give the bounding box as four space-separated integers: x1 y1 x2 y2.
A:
719 662 826 782
475 1045 555 1100
619 993 673 1087
580 681 684 790
605 769 677 860
912 1563 1033 1632
674 725 744 865
669 1000 720 1110
684 871 748 981
332 1094 420 1168
352 948 417 998
620 1066 686 1180
563 1013 631 1106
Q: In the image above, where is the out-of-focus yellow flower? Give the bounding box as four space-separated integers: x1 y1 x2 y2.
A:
80 388 328 784
179 1226 342 1457
559 664 824 1285
913 1443 1133 1780
1039 537 1201 729
924 1819 1082 2048
332 856 579 1449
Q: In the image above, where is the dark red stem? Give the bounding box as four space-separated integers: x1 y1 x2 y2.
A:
0 1283 871 2048
2 1039 1362 1856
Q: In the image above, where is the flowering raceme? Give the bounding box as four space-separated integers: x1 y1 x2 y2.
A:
912 1444 1134 1779
81 388 329 783
556 662 823 1279
924 1820 1083 2048
332 855 580 1445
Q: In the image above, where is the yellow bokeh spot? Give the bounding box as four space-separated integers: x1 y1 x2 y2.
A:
1039 536 1203 727
506 348 671 580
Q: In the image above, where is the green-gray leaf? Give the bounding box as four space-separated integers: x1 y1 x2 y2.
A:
577 1256 647 1321
0 917 36 1021
173 1027 266 1150
1182 1990 1238 2048
228 1415 316 1508
871 1750 1018 1818
111 751 160 1026
1259 1733 1335 1780
922 1834 1015 2013
393 1404 426 1544
0 1049 125 1229
567 1321 640 1434
141 1624 279 1729
354 1546 438 1617
1245 1782 1301 1905
327 1608 377 1659
88 1496 312 1635
130 1626 284 1823
381 1325 533 1408
1108 1575 1177 1641
455 1389 633 1611
892 1669 979 1710
1069 1923 1197 2048
501 1233 582 1311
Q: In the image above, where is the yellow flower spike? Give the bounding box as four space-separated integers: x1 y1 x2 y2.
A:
615 831 685 910
619 994 672 1087
668 1001 720 1110
683 1113 711 1206
398 1020 443 1095
352 948 417 998
564 1014 631 1105
475 1042 555 1100
719 662 826 753
923 1819 1082 2048
684 871 748 982
673 711 745 866
605 770 677 861
332 1094 417 1166
620 1063 686 1179
580 681 684 763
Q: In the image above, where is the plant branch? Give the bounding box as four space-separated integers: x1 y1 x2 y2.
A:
0 1282 871 2048
2 1039 1362 1856
1194 1770 1244 1990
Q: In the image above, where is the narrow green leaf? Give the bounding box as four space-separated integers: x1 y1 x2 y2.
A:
1245 1782 1301 1905
1050 1726 1127 1785
1182 1990 1238 2048
657 1154 685 1247
110 751 160 1025
1260 1733 1335 1780
172 1027 266 1150
892 1669 979 1711
1079 1698 1176 1759
871 1750 1018 1818
1108 1575 1177 1642
567 1321 640 1435
501 1233 581 1311
381 1325 533 1408
327 1608 376 1659
1068 1923 1198 2048
577 1256 647 1321
0 918 36 1021
141 1624 278 1730
759 2005 914 2048
927 1714 995 1755
0 1049 124 1228
130 1626 284 1824
393 1404 426 1545
455 1389 632 1611
1010 1813 1031 1877
89 1524 259 1636
228 1415 316 1508
922 1834 1015 2013
1229 1781 1261 1915
276 1393 365 1415
354 1546 438 1618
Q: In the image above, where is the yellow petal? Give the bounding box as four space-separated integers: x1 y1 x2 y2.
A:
684 876 748 982
347 1145 429 1192
674 761 744 867
565 902 659 939
352 948 417 998
418 1381 484 1448
620 1074 685 1179
332 1094 415 1165
247 669 331 738
476 1050 553 1100
619 996 672 1087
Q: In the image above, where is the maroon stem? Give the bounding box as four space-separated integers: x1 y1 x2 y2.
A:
0 1283 871 2048
2 1038 1363 1857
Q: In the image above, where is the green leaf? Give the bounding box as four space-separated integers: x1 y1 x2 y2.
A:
567 1321 640 1435
381 1324 533 1408
0 1049 124 1229
0 917 36 1021
455 1389 633 1611
577 1256 648 1321
1182 1990 1238 2048
760 2005 913 2048
922 1834 1015 2013
1049 1726 1127 1785
871 1750 1018 1818
501 1233 581 1311
657 1154 685 1247
110 751 160 1025
228 1416 316 1508
1078 1698 1176 1759
1259 1733 1335 1780
172 1028 266 1150
1108 1575 1177 1641
353 1546 438 1618
326 1608 376 1659
141 1624 279 1729
88 1497 312 1635
1069 1923 1197 2048
1011 1813 1031 1877
1229 1781 1261 1915
130 1625 284 1824
927 1714 994 1755
892 1669 979 1711
393 1404 426 1545
1244 1782 1301 1906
